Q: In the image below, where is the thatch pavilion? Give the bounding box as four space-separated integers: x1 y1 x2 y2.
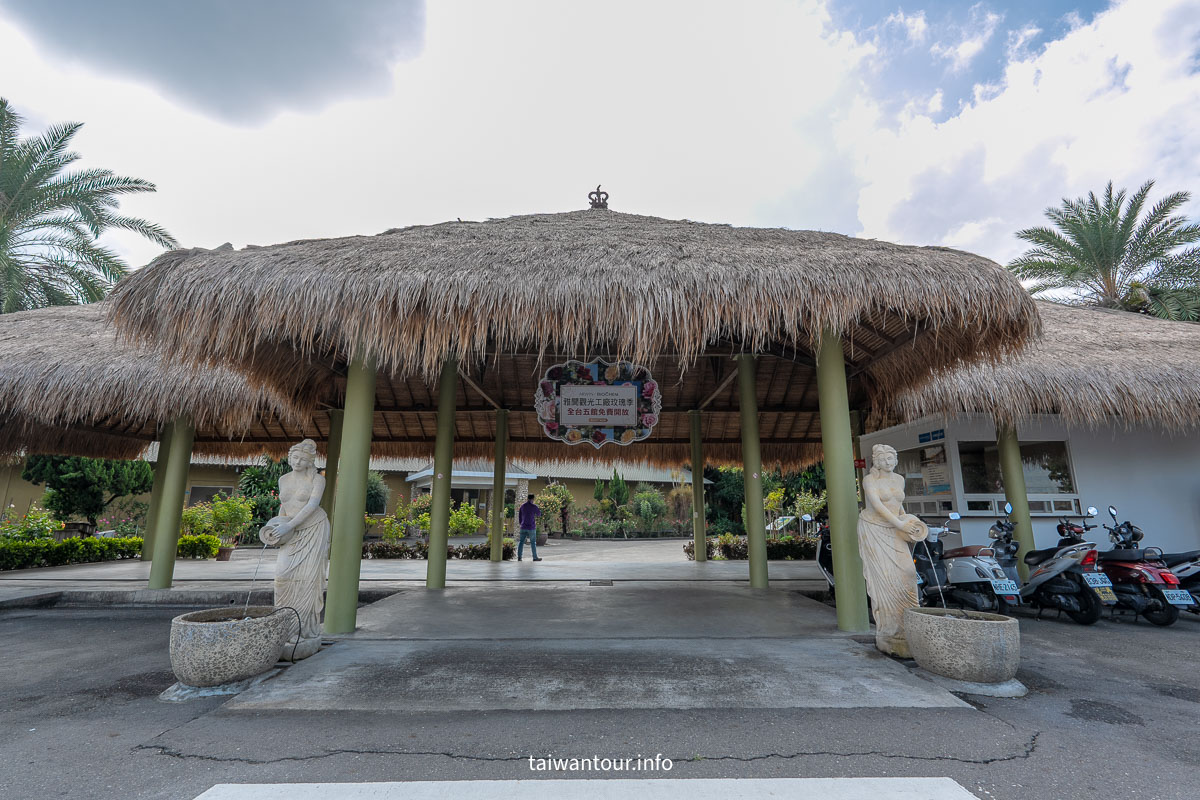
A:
108 206 1040 634
0 303 306 586
883 300 1200 576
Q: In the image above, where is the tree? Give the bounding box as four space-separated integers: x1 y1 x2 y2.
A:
536 482 574 538
365 471 390 515
237 457 289 529
0 98 177 312
593 479 606 502
21 455 153 525
1010 180 1200 321
608 469 629 507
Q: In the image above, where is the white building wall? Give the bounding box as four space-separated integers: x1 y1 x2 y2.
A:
862 415 1200 554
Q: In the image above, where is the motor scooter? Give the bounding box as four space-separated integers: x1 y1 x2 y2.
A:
993 503 1116 624
812 516 835 597
1094 505 1192 626
1161 550 1200 615
916 513 1020 612
813 511 1018 613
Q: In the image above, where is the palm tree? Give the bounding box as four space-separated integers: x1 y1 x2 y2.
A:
0 98 177 312
1010 181 1200 321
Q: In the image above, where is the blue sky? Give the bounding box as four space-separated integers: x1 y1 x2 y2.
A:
0 0 1196 270
831 1 1110 119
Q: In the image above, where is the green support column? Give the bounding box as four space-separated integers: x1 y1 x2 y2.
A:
816 331 870 633
324 356 377 634
997 422 1036 582
320 409 344 518
141 423 174 560
427 358 458 588
737 355 768 588
146 417 195 589
490 409 508 562
689 410 707 562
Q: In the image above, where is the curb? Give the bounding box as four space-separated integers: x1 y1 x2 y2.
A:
0 587 399 610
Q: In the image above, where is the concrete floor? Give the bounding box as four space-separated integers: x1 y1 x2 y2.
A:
1 604 1198 799
0 540 826 608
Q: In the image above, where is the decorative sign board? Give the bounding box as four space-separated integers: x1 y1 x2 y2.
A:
766 515 797 532
535 359 662 448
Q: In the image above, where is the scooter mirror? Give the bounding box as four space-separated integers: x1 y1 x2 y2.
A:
801 514 812 522
1108 505 1118 519
1086 506 1098 517
1003 502 1013 515
948 512 961 520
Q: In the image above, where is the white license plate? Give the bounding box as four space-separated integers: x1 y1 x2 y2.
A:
990 579 1019 595
1162 588 1195 606
1083 573 1112 588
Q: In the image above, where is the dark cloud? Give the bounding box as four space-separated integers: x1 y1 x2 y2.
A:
0 0 424 124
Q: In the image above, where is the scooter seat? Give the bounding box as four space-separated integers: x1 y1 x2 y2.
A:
1160 550 1200 568
1099 548 1152 562
943 545 990 558
1023 546 1060 566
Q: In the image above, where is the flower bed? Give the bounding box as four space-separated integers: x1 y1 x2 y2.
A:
363 539 515 560
683 534 818 561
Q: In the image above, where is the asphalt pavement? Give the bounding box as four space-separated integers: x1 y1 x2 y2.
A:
2 598 1198 799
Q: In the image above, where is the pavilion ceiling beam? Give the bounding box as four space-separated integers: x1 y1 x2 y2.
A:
846 321 930 379
697 366 739 411
457 369 503 411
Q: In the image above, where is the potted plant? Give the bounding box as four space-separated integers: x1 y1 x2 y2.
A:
210 494 254 561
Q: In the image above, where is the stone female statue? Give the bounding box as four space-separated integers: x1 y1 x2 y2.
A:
858 443 928 657
258 439 330 660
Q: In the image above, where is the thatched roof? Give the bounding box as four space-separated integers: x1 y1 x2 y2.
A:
0 303 307 458
890 301 1200 430
105 209 1040 468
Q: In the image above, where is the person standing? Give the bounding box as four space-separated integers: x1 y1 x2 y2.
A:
518 493 543 562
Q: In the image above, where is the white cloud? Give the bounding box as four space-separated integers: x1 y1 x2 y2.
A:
0 0 878 267
1 0 1197 277
845 0 1200 264
885 9 928 43
931 7 1002 72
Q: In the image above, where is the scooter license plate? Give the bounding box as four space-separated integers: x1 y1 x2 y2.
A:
916 573 924 585
1082 573 1113 588
1091 586 1118 605
990 579 1019 595
1162 589 1195 606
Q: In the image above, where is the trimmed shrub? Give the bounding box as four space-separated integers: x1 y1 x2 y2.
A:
176 534 221 559
0 535 144 571
684 534 817 561
363 538 515 560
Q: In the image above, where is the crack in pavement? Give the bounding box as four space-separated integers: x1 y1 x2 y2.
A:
132 731 1040 768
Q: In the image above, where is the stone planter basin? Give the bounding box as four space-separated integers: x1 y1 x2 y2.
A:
169 606 293 688
904 607 1020 684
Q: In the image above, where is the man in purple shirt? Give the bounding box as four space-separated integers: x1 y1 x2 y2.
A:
517 494 542 562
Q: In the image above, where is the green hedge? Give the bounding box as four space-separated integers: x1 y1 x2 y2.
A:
177 534 221 559
684 534 818 561
0 536 144 571
363 539 515 560
0 533 222 570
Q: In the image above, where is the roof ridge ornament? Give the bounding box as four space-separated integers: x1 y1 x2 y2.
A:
588 185 609 210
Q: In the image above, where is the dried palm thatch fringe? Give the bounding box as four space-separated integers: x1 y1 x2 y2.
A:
889 301 1200 430
0 303 309 457
357 439 825 472
108 211 1040 407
